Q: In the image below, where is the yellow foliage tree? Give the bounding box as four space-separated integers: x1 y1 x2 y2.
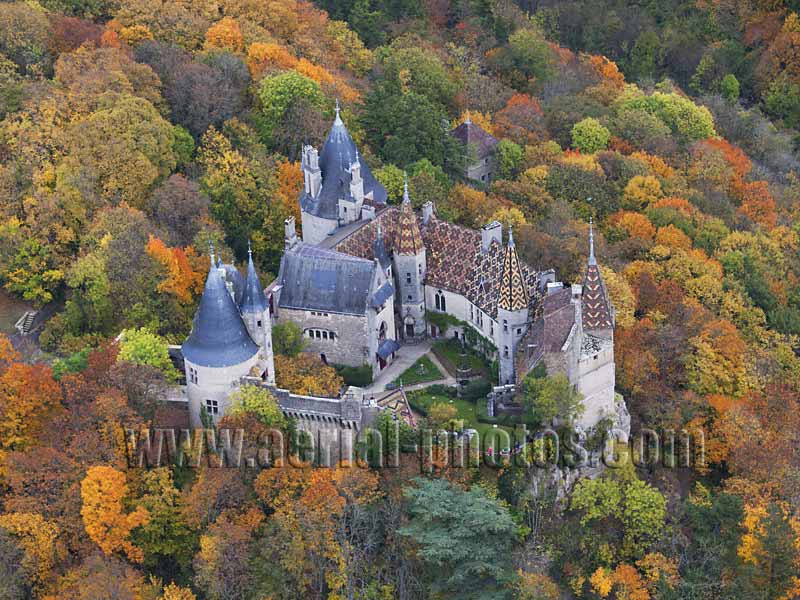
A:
204 17 244 52
623 175 663 210
80 465 150 562
454 111 494 135
119 25 154 45
599 265 636 328
161 582 197 600
0 512 62 594
274 354 343 397
490 206 527 229
590 566 613 597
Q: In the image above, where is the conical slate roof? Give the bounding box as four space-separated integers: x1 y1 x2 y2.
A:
373 222 391 269
240 248 268 313
299 108 387 219
182 261 259 368
497 228 529 312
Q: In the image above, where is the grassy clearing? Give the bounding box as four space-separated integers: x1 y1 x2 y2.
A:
406 388 514 441
392 355 445 386
431 339 490 377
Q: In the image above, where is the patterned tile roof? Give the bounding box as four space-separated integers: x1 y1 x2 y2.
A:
582 263 613 330
497 230 529 312
397 198 423 254
333 209 541 320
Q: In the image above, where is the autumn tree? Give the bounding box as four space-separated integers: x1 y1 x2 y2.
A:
274 354 343 397
80 465 150 562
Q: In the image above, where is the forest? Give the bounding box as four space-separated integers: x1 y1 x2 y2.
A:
0 0 799 598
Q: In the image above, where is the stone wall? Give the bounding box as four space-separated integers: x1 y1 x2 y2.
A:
277 307 371 368
185 354 260 428
301 211 338 245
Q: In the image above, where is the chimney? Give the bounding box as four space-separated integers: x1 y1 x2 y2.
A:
546 282 564 295
284 216 298 249
302 145 321 197
421 201 434 224
361 204 376 221
481 220 502 252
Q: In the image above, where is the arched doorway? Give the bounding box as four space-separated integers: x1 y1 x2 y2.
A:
404 315 415 338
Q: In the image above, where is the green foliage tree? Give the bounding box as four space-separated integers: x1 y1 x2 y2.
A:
374 164 405 203
721 74 740 103
571 117 611 154
256 71 325 145
400 478 516 598
521 373 584 426
494 139 523 179
271 321 306 357
228 384 288 428
117 327 179 380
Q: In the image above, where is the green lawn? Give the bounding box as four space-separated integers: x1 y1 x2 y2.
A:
392 355 445 386
406 389 515 441
431 339 490 378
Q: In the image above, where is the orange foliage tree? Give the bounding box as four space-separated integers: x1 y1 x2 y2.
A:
80 465 150 562
146 236 205 304
204 17 244 52
0 363 61 451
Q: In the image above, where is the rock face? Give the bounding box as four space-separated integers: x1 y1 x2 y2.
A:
530 395 631 507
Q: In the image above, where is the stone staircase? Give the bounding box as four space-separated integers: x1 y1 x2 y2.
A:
14 310 37 335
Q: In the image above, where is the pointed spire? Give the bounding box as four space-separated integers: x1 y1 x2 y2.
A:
588 217 596 266
241 246 268 313
209 242 215 267
498 226 529 312
334 98 342 125
402 171 410 204
465 110 472 125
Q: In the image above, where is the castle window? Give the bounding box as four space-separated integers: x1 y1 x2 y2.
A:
503 319 508 332
490 322 494 336
435 290 446 312
308 330 314 338
406 273 412 284
205 398 219 415
407 295 412 301
315 330 321 339
189 367 198 385
257 320 262 327
503 346 509 358
516 328 522 335
322 331 328 339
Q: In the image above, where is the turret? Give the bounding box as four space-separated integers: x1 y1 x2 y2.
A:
240 242 276 385
182 246 260 426
581 218 614 336
393 174 427 339
497 227 530 385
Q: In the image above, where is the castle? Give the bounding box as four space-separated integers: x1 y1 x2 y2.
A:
181 109 620 432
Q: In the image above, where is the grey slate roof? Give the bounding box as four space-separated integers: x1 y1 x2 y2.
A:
277 244 376 315
240 252 268 313
182 264 259 368
377 338 400 359
371 281 394 309
373 224 391 269
299 113 387 219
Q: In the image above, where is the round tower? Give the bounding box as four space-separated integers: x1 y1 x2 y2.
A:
182 247 260 427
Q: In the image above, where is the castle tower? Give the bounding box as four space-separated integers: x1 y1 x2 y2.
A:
240 241 276 385
299 101 387 245
393 175 427 339
182 247 260 426
581 218 614 335
575 218 617 428
497 227 530 385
